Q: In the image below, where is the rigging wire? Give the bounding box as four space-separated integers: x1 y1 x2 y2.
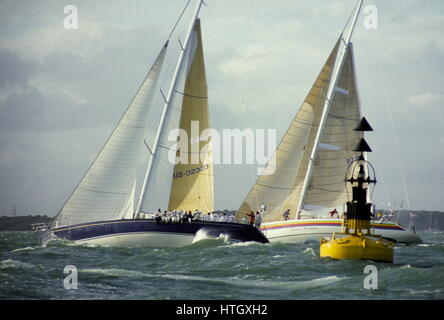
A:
340 0 359 40
167 0 193 41
145 0 196 172
376 60 411 210
158 0 194 99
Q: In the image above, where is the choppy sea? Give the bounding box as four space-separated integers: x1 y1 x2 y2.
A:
1 230 443 300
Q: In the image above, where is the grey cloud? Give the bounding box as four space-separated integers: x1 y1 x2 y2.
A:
1 0 443 214
0 83 113 133
0 48 35 88
0 88 49 132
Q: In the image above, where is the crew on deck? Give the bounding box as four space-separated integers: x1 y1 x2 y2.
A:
150 209 235 224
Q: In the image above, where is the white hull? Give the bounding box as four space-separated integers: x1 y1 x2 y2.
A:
75 232 196 248
260 219 422 244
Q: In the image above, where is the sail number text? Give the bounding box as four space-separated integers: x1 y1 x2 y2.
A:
173 164 209 179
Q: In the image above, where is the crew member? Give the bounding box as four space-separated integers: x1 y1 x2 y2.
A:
283 209 290 221
329 208 338 218
255 211 262 227
246 211 256 226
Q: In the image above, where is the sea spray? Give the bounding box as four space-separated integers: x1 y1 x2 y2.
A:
192 229 214 243
192 229 230 244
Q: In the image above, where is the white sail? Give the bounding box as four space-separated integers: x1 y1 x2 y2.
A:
236 40 362 223
236 40 340 223
303 43 362 211
51 43 168 227
122 181 137 220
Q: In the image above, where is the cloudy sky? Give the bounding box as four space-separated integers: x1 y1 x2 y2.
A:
0 0 443 216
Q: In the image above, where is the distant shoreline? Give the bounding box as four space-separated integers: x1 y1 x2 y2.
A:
1 210 443 231
0 215 52 231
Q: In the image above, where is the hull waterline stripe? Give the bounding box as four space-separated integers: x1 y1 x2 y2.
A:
265 232 398 243
260 221 405 231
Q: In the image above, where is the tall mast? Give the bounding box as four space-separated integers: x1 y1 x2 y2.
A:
295 0 363 218
135 0 205 215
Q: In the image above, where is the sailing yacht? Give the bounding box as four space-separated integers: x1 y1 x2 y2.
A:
235 0 421 245
38 0 268 247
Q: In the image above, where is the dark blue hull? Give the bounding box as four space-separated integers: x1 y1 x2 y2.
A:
45 219 269 247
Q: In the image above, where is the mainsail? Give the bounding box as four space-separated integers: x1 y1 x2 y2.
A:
303 43 362 211
141 19 214 214
236 40 362 223
51 43 168 227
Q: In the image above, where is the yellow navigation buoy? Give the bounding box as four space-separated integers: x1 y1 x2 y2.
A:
320 232 394 263
319 117 395 263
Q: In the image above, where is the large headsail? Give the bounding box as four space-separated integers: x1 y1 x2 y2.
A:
141 19 214 214
168 20 214 213
51 43 168 227
235 40 340 223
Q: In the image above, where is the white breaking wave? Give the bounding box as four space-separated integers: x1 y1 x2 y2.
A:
0 259 36 270
11 246 36 252
192 229 213 243
226 241 260 248
78 266 347 292
303 247 316 256
221 275 346 291
192 229 230 244
82 268 148 278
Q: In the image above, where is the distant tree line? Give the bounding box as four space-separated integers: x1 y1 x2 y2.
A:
394 210 444 231
0 210 443 231
0 215 53 231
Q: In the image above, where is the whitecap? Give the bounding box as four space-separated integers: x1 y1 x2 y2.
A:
0 259 35 270
81 267 148 278
159 273 214 282
303 247 316 256
226 241 260 248
81 268 215 284
79 269 347 292
153 273 347 291
192 229 229 244
225 275 346 291
11 246 36 252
